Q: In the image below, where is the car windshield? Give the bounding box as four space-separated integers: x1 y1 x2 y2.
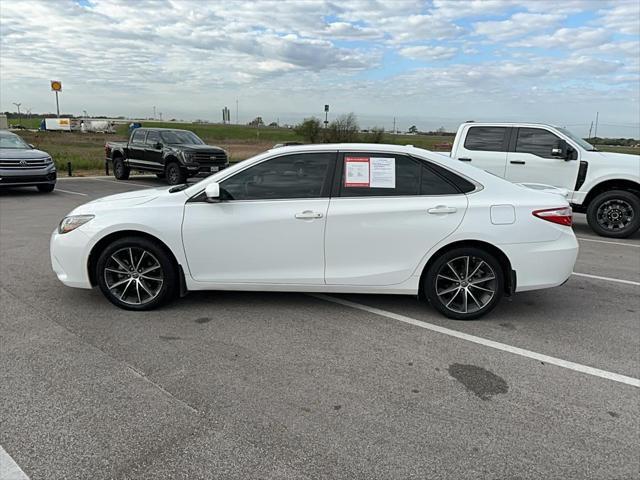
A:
160 130 204 145
556 127 597 151
0 132 30 149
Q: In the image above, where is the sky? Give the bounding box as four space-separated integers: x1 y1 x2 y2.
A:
0 0 639 137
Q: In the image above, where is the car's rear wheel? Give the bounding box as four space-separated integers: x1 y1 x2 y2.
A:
113 157 130 180
37 184 55 193
586 190 639 238
165 162 186 185
425 247 504 320
96 236 177 310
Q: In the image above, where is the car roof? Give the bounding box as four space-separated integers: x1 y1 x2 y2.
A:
136 127 193 132
460 122 561 129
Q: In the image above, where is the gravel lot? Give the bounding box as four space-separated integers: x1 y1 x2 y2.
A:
1 176 639 480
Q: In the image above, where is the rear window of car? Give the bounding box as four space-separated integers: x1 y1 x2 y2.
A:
464 127 508 152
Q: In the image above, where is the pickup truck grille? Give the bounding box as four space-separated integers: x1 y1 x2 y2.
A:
191 151 227 166
0 158 50 169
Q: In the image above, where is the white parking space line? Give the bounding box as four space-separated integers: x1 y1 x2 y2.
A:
572 272 640 286
577 237 640 248
89 178 157 188
54 188 88 196
0 445 30 480
312 294 640 388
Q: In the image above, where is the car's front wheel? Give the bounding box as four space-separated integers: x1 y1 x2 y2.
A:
424 247 504 320
586 190 639 238
96 236 177 310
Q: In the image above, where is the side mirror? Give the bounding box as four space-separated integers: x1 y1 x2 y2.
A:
155 142 163 149
204 182 220 203
551 139 569 159
28 143 35 149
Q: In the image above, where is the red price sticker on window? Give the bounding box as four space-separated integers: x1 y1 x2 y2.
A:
344 157 370 187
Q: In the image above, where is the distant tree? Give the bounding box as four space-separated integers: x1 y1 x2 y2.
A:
436 126 446 134
294 117 322 143
363 126 385 143
408 125 418 134
248 116 264 126
325 113 359 142
268 121 279 127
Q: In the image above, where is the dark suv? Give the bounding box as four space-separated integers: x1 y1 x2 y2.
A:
105 128 229 185
0 130 56 192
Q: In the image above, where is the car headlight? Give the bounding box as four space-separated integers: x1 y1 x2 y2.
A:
181 151 194 163
58 215 94 234
43 156 53 164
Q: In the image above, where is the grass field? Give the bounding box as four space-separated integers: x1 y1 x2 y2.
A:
10 117 638 174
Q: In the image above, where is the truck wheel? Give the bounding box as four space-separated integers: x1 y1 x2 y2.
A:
113 158 130 180
165 162 186 185
586 190 639 238
424 247 504 320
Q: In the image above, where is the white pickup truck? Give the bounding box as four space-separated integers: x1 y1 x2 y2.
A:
449 122 640 238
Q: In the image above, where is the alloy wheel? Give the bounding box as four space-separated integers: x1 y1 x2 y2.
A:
596 199 634 232
435 255 497 314
103 247 164 305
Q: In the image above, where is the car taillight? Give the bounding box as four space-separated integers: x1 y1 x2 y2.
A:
533 207 573 226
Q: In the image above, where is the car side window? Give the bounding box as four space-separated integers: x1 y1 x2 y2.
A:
220 153 334 200
420 164 460 195
339 154 420 197
515 128 562 158
131 129 146 143
146 131 160 146
464 127 508 152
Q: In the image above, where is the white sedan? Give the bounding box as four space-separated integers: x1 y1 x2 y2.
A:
51 144 578 320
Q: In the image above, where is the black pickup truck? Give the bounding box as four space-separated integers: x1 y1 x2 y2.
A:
105 128 229 185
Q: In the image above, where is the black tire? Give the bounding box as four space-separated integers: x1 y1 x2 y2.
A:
95 236 178 311
155 173 166 179
165 162 186 185
37 183 55 193
424 247 504 320
586 190 640 238
113 157 130 180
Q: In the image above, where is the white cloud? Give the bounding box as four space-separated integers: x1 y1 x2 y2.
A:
399 45 457 61
473 13 565 41
514 27 611 50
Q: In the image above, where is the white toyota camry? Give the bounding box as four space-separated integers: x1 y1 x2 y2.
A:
51 144 578 320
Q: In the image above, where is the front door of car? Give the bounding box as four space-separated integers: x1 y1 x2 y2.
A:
505 127 580 190
182 152 336 284
324 153 468 286
143 130 164 171
128 129 147 167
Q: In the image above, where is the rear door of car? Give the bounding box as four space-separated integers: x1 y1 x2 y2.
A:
127 129 147 167
324 151 469 286
454 125 510 177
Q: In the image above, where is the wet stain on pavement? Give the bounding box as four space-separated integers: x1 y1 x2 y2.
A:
448 363 508 400
159 335 181 341
499 322 516 330
333 405 342 411
195 317 212 324
607 411 620 418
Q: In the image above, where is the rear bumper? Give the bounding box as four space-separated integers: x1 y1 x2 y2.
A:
500 230 578 292
0 166 57 186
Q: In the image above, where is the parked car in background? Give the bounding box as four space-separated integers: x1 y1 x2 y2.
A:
105 128 229 185
51 143 578 320
0 130 56 192
449 122 640 238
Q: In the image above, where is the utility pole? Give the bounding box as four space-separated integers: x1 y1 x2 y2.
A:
236 99 239 124
588 121 593 138
393 117 396 134
153 106 156 120
83 110 88 118
13 102 22 125
594 112 599 138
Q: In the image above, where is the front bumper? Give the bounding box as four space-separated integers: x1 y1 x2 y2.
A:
500 229 579 292
0 165 57 187
50 228 93 289
185 163 229 176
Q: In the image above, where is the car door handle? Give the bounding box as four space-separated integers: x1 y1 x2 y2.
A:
510 160 526 165
458 157 472 162
295 210 323 219
427 206 457 215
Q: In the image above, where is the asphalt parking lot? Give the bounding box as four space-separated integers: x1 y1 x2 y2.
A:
1 177 639 480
